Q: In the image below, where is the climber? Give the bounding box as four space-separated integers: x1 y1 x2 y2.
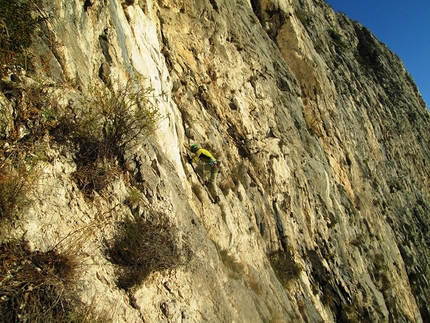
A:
184 143 220 203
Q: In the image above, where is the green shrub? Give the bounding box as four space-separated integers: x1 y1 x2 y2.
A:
0 0 38 77
125 186 145 209
0 239 106 323
106 215 185 290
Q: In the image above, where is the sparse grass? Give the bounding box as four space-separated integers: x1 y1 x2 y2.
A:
0 77 57 142
0 78 60 223
268 249 303 288
75 82 162 159
0 239 107 323
0 161 34 223
125 186 145 209
106 215 186 290
72 157 120 198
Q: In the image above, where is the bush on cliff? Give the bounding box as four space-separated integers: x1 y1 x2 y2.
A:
106 215 185 290
68 82 162 197
0 239 107 322
0 0 38 77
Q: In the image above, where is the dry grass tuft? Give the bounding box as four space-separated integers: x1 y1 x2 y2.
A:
268 249 303 288
68 82 162 198
0 161 34 223
106 215 187 290
0 239 106 322
217 247 244 279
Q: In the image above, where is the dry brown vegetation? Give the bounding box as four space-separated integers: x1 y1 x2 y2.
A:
0 239 107 322
268 249 303 287
105 215 188 290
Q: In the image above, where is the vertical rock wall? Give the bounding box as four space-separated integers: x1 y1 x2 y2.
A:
2 0 429 322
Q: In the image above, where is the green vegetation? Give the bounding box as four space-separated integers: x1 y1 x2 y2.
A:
0 0 38 77
106 215 186 290
0 0 174 318
125 186 145 209
0 0 167 318
0 73 163 318
0 77 164 320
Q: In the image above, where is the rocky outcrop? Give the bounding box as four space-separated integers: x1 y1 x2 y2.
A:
1 0 429 322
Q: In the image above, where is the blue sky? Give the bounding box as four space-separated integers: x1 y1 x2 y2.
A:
325 0 430 108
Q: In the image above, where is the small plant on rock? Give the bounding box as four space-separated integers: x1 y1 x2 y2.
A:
268 248 303 288
106 214 186 290
70 81 163 197
0 239 107 322
0 161 34 223
75 82 162 159
0 0 38 77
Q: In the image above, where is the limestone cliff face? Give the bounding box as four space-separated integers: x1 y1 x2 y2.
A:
1 0 429 322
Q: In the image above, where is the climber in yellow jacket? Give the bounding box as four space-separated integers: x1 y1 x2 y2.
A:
184 143 220 203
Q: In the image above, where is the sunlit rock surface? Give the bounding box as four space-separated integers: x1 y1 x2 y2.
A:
2 0 429 322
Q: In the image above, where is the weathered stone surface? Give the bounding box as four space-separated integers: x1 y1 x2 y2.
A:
2 0 429 322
